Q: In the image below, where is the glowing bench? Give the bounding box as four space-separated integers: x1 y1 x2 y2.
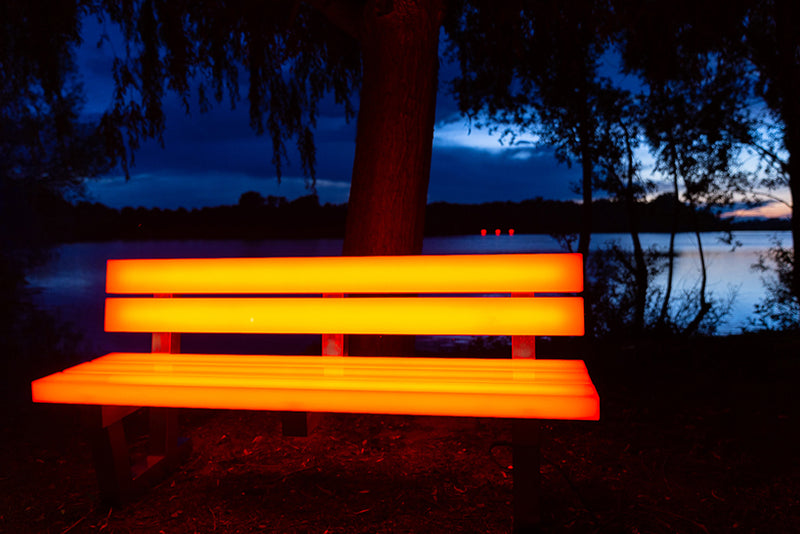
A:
31 254 597 523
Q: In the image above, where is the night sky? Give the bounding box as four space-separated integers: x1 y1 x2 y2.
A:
74 18 583 210
82 99 580 209
73 19 789 220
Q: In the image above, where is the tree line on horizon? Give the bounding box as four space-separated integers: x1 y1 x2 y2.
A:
22 189 789 243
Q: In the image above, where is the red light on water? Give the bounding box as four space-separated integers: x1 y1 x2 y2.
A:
509 229 515 236
495 229 501 236
480 229 487 236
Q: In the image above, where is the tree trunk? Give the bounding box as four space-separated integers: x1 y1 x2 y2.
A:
578 147 593 260
780 72 800 302
789 139 800 301
623 128 647 337
577 101 594 336
774 0 800 302
343 0 444 356
657 172 679 329
343 0 443 257
684 204 711 336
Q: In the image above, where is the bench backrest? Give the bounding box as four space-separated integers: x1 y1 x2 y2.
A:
104 254 583 344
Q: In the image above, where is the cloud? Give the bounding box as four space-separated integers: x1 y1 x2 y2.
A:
721 201 792 220
433 114 540 153
428 142 580 204
510 150 536 161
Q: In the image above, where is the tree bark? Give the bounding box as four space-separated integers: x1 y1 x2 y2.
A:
656 123 681 330
684 203 711 336
657 171 679 329
773 0 800 301
779 79 800 303
578 146 593 260
622 127 647 337
576 93 594 337
789 135 800 301
343 0 444 257
342 0 445 356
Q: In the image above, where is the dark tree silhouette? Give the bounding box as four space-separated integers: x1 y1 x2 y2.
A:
238 191 267 209
1 0 111 273
744 0 800 301
618 0 800 301
448 0 628 335
640 64 751 334
1 1 113 382
593 90 652 337
449 1 616 258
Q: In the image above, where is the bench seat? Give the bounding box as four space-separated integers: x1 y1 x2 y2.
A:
32 353 599 420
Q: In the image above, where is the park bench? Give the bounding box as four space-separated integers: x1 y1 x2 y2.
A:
31 253 598 531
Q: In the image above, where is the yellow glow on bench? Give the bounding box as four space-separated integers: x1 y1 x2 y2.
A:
106 254 583 294
31 354 600 420
32 253 598 423
105 297 585 336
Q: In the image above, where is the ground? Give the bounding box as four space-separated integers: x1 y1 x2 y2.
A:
1 333 799 533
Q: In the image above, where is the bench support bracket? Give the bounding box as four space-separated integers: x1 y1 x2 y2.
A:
281 306 346 436
85 405 192 505
89 325 192 505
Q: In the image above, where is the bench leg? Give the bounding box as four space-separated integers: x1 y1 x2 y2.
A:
136 406 191 477
513 419 541 533
281 330 344 437
87 407 191 506
90 418 133 505
149 407 179 457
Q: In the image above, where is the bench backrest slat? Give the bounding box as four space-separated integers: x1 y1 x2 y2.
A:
105 296 584 336
106 254 583 294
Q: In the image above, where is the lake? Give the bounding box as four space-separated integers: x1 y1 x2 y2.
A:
26 231 790 356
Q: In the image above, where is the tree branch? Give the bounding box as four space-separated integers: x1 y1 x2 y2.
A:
746 138 790 177
749 190 793 208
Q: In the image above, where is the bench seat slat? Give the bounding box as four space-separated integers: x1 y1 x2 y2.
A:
58 352 591 377
55 354 594 384
105 297 585 336
106 254 584 294
32 354 599 420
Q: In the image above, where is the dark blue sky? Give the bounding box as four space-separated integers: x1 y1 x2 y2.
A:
73 18 790 220
75 19 582 209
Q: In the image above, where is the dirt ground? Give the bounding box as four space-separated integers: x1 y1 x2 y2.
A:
2 333 799 533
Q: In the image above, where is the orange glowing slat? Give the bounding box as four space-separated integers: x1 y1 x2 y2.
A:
54 353 595 383
105 297 584 336
106 254 583 294
31 354 599 420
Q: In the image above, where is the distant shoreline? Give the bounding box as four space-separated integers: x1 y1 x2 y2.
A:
32 193 791 243
49 226 794 245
